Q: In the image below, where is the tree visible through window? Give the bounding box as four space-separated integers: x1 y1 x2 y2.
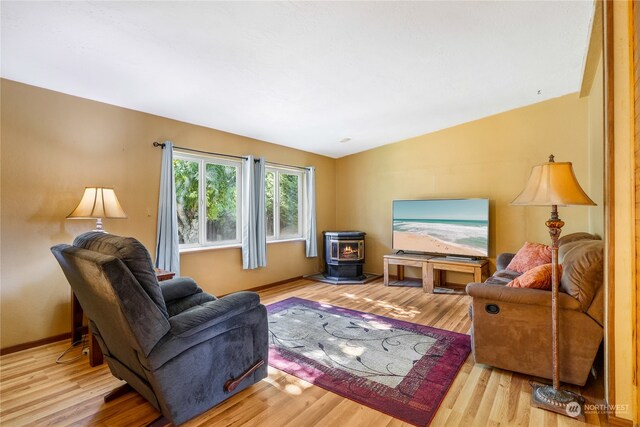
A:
205 163 237 242
174 158 199 245
279 173 299 236
266 171 275 237
174 154 241 247
266 168 302 240
174 155 304 249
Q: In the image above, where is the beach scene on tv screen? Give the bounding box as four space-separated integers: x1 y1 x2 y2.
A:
393 199 489 257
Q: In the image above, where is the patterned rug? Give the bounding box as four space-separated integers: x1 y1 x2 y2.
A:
266 297 471 426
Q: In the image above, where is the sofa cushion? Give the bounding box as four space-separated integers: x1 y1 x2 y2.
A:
485 269 521 285
558 240 604 312
506 263 562 290
505 242 551 273
73 231 169 318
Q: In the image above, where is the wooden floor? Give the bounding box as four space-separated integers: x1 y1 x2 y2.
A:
0 278 606 426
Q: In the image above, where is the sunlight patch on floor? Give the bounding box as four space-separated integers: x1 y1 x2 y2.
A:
372 300 421 319
265 366 314 396
331 292 422 320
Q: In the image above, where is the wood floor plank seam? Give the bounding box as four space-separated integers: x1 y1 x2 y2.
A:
0 279 604 427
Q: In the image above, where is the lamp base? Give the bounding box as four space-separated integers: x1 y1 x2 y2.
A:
531 383 585 421
93 218 108 233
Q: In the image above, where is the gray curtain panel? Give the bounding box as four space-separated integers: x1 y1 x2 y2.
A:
242 156 267 269
254 158 267 267
304 166 318 257
155 140 180 275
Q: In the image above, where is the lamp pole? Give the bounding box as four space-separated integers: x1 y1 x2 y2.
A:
546 203 563 391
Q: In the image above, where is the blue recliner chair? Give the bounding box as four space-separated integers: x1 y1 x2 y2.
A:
51 232 268 425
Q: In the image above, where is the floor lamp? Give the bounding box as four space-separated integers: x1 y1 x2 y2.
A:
511 155 595 420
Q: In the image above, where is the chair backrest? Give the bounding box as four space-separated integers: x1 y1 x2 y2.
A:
51 233 171 362
73 232 169 317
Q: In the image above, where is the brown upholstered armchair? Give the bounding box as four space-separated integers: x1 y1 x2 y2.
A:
465 233 604 386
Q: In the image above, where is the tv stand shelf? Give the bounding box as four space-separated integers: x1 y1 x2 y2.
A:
383 254 489 293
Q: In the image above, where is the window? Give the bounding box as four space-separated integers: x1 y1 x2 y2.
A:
266 167 303 241
174 153 241 248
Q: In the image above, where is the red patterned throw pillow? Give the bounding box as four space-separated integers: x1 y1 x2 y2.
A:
506 242 552 273
507 263 562 290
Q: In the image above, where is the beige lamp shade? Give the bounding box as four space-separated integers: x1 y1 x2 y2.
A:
511 161 596 207
67 187 127 219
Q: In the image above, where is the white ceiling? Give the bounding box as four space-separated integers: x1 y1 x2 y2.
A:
1 1 594 158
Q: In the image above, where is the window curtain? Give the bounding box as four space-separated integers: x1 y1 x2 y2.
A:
254 157 267 266
241 156 267 269
304 167 318 257
155 140 180 275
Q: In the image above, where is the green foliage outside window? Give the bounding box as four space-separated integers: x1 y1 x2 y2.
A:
279 174 299 236
265 171 275 237
175 158 301 246
174 158 238 244
174 159 199 244
205 163 237 242
265 170 300 238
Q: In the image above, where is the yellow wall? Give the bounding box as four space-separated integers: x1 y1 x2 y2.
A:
335 93 593 282
0 79 336 349
588 55 605 237
0 79 609 355
610 1 637 421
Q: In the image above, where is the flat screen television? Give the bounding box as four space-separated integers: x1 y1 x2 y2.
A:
392 198 489 258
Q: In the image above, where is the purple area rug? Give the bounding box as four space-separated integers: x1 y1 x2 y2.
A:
266 297 471 426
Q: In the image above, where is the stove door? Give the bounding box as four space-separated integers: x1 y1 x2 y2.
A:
330 240 364 261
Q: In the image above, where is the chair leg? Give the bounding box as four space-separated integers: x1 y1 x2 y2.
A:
103 383 133 402
88 330 104 367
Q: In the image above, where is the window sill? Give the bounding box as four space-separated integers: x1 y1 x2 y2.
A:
267 237 305 245
179 238 304 254
180 243 241 254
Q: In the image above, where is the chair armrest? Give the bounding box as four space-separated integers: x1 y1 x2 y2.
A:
466 282 582 311
145 302 266 371
496 253 516 271
166 292 216 317
160 277 201 302
168 291 261 337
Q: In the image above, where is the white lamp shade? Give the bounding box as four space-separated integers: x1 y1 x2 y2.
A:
67 187 127 219
511 161 596 207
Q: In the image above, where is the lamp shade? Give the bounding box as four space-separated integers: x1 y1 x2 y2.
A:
67 187 127 219
511 161 596 207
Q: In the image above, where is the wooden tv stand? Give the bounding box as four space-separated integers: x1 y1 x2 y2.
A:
383 253 489 293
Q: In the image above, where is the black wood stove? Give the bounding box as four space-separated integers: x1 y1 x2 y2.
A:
323 231 366 282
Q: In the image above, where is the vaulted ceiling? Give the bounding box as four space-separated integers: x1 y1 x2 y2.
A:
1 1 594 158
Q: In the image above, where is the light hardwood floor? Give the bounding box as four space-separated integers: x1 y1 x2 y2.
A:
0 278 606 426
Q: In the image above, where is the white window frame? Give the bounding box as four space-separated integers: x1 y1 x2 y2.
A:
174 151 242 249
266 166 304 242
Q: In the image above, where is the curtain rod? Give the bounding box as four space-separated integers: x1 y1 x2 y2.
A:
153 141 308 170
153 141 246 160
